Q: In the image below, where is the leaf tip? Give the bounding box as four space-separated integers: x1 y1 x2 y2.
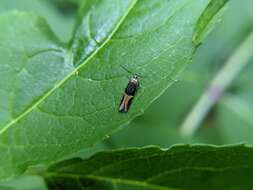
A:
192 0 229 46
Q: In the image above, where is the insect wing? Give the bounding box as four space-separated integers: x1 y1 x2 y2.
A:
119 94 133 113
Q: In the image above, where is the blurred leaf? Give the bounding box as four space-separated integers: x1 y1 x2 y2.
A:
181 28 253 137
0 0 226 179
48 0 80 14
49 0 80 6
0 0 76 42
0 176 47 190
23 145 253 190
217 94 253 141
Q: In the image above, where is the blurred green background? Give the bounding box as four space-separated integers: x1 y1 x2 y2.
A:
1 0 253 155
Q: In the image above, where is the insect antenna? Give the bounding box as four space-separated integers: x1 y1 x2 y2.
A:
120 65 144 78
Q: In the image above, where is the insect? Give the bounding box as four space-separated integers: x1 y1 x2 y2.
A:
119 75 140 113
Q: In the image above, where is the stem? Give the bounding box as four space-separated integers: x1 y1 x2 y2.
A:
180 31 253 137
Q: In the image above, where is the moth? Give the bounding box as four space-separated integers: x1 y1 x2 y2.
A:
119 75 140 113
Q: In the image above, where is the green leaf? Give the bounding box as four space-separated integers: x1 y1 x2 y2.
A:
11 145 252 190
0 0 227 179
192 0 229 46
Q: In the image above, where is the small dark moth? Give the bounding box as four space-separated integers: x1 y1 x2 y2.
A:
119 75 140 113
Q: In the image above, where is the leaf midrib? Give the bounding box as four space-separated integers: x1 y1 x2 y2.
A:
0 0 138 135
